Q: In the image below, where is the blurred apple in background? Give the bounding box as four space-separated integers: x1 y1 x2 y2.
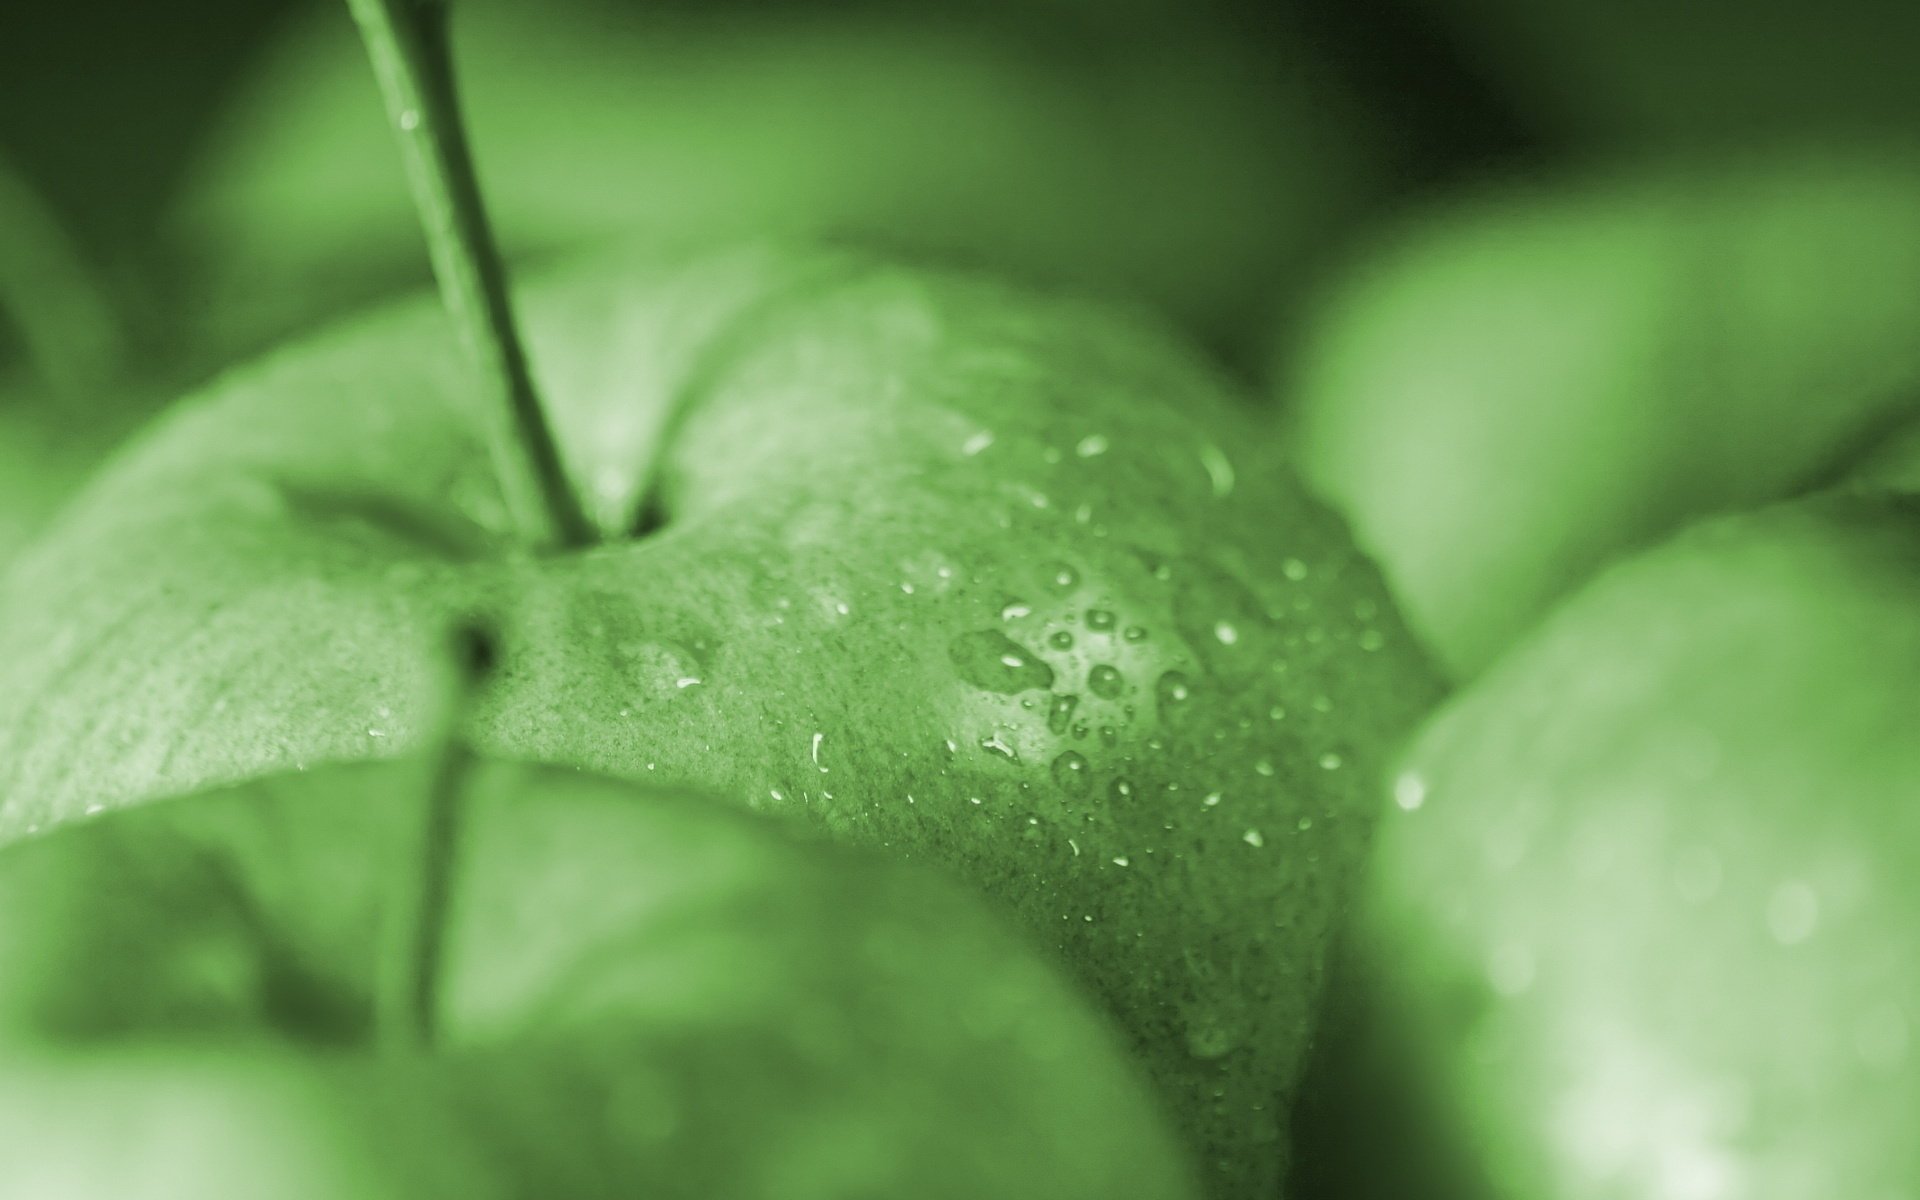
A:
165 0 1388 367
1353 488 1920 1198
1276 143 1920 678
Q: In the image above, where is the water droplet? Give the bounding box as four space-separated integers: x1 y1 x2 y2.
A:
1087 664 1125 700
1068 839 1081 857
811 732 829 773
1051 751 1092 795
1198 443 1236 498
1111 855 1131 867
1071 720 1091 740
1075 434 1110 458
1318 752 1343 771
1185 1016 1239 1060
1098 725 1120 748
1358 629 1386 652
1155 670 1194 720
1049 630 1075 651
980 732 1020 762
1767 881 1820 945
1086 608 1117 632
1282 558 1309 581
770 788 787 803
1001 600 1032 621
1269 705 1287 722
1253 759 1275 777
1123 625 1148 642
949 630 1056 694
1046 562 1080 591
1203 791 1223 807
1393 771 1427 812
1109 778 1136 802
962 431 994 456
398 108 421 131
1296 816 1314 831
1214 621 1240 646
675 676 702 689
1242 827 1266 848
1311 695 1334 714
1047 693 1081 735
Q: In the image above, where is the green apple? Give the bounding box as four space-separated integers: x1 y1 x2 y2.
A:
167 0 1381 363
0 242 1443 1196
1353 487 1920 1198
1279 145 1920 677
0 753 1198 1197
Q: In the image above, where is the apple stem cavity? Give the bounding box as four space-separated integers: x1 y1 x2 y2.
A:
377 619 498 1053
344 0 592 550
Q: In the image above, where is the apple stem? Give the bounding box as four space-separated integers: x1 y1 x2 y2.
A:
344 0 592 550
377 620 497 1054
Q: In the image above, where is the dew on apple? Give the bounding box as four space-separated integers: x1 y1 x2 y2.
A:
1204 791 1223 807
1085 608 1118 632
1088 664 1125 699
1198 443 1236 498
1075 433 1110 458
1155 669 1193 710
1123 624 1148 642
1050 751 1092 796
960 431 994 457
947 630 1055 693
1099 725 1120 747
1295 816 1313 831
1214 621 1240 646
1112 855 1131 867
1048 630 1074 650
979 732 1019 762
1185 1016 1241 1062
999 600 1032 621
1253 759 1275 777
1045 562 1080 591
1243 828 1266 848
1110 778 1136 801
1046 693 1079 734
1392 769 1428 812
1282 557 1310 582
1318 751 1343 770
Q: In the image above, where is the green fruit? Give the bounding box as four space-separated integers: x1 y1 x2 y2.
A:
0 244 1442 1196
1281 146 1920 677
172 0 1379 361
1357 489 1920 1198
0 755 1199 1198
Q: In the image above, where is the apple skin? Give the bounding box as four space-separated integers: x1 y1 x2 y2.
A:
1353 488 1920 1198
0 755 1200 1198
1279 145 1920 678
171 0 1380 363
0 243 1443 1196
